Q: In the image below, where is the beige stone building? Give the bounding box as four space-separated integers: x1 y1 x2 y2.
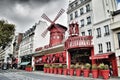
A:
110 10 120 76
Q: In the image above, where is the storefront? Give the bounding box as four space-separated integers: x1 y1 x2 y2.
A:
64 35 95 69
90 52 118 76
33 44 66 71
19 55 32 69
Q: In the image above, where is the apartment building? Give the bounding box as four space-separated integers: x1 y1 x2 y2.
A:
110 10 120 76
67 0 118 76
18 21 48 69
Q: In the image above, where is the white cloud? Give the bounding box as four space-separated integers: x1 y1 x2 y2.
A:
117 2 120 10
14 4 30 17
0 0 68 33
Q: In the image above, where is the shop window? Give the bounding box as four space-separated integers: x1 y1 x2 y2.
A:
98 43 103 53
70 13 73 20
75 11 78 18
96 28 101 38
80 19 84 27
106 42 111 52
87 16 91 25
81 32 85 36
88 29 92 36
104 25 110 36
86 4 90 12
80 8 84 15
117 32 120 48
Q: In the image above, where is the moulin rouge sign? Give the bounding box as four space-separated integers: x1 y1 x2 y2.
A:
65 36 93 50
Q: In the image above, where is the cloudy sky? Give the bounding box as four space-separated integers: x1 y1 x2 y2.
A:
0 0 68 33
0 0 120 34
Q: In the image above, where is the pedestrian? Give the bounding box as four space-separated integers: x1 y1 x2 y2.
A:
109 65 113 77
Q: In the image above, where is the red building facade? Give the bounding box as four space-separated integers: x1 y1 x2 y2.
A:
33 22 118 76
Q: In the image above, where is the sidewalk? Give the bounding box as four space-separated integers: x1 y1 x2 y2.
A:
30 71 120 80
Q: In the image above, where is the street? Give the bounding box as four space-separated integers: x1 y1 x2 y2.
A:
0 69 120 80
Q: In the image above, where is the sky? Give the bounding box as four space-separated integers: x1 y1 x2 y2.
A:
118 0 120 9
0 0 120 34
0 0 68 33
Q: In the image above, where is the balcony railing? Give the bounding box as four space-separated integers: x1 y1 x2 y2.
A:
64 36 93 50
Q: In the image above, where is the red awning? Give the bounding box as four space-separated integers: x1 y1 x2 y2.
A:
89 53 114 59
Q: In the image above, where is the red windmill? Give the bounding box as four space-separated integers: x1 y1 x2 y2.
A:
41 9 67 46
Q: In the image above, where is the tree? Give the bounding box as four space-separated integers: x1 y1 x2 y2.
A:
0 20 15 49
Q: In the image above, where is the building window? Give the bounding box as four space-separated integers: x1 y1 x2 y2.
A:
98 43 103 53
80 0 84 3
81 32 85 36
104 25 110 36
75 11 78 18
71 5 73 9
75 2 78 7
80 19 84 27
88 29 92 36
80 8 84 15
117 32 120 48
70 13 73 20
87 16 91 24
86 4 90 12
106 42 111 52
96 28 101 38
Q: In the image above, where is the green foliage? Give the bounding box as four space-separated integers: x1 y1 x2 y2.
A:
84 63 91 69
70 64 75 69
0 20 15 48
44 64 49 68
98 63 109 70
58 64 63 68
75 63 81 69
51 64 56 68
63 65 67 68
26 65 32 68
92 64 98 70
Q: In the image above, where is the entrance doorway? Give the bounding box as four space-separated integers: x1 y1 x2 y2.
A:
35 65 44 71
68 48 91 64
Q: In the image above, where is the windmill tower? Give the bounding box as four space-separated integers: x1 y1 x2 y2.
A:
41 9 67 46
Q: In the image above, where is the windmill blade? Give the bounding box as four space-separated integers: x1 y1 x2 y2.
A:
53 8 65 23
41 29 48 38
41 13 53 23
41 24 52 38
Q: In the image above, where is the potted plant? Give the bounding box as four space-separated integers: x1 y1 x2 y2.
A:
92 64 98 78
44 64 48 73
58 64 63 74
83 63 91 77
70 64 74 76
25 65 32 72
50 64 54 74
53 64 58 74
75 63 81 76
98 63 109 79
63 65 68 75
46 64 50 73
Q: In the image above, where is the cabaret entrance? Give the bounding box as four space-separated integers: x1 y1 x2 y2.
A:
64 35 95 69
68 48 92 65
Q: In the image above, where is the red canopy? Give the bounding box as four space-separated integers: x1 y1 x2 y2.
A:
90 53 114 59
